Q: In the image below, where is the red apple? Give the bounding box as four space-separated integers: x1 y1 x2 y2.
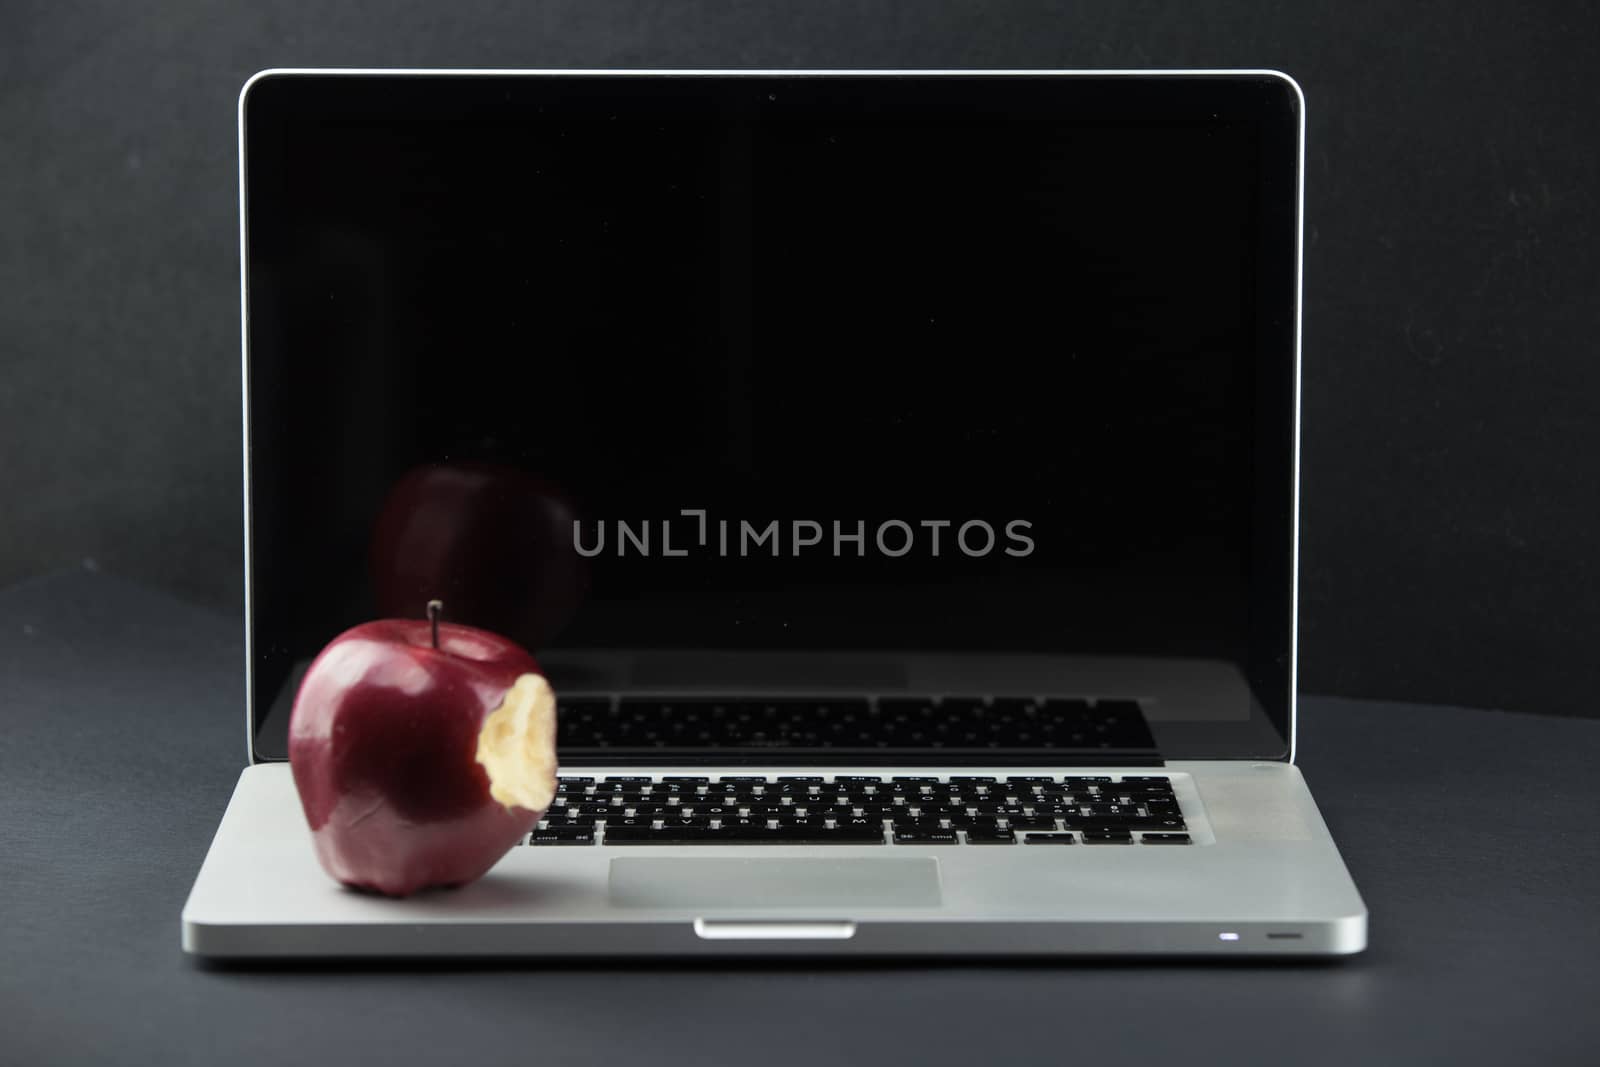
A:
369 463 589 652
289 604 558 896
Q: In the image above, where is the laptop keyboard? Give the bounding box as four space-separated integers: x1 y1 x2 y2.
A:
528 774 1189 846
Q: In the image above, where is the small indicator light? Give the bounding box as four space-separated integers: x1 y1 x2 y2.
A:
1218 932 1241 941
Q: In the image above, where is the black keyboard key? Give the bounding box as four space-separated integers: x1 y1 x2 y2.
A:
1006 776 1055 785
719 776 769 784
1114 784 1173 796
660 777 710 784
529 829 596 845
1023 833 1077 844
603 776 653 783
1063 813 1186 830
916 805 970 818
1083 831 1134 844
1141 833 1192 844
1119 776 1170 784
860 804 906 817
1086 804 1138 818
893 830 960 844
777 776 824 783
892 776 940 783
947 776 997 784
832 775 882 784
753 827 885 844
571 803 620 817
603 828 710 844
964 829 1016 844
1004 815 1059 830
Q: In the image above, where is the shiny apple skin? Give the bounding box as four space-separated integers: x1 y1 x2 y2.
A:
370 463 589 652
289 618 545 897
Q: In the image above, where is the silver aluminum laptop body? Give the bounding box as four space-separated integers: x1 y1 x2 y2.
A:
183 68 1368 958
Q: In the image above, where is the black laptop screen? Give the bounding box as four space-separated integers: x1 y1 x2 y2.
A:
243 73 1300 762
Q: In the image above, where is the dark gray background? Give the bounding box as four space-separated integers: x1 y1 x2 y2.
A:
4 1 1597 715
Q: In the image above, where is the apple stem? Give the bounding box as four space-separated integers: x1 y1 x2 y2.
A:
427 599 443 649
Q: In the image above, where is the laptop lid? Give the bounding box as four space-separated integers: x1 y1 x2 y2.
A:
241 70 1302 766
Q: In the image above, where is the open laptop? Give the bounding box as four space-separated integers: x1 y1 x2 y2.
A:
182 69 1367 958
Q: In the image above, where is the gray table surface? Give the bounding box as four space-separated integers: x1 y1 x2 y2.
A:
3 569 1597 1066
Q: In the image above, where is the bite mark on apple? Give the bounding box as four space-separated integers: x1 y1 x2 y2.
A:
475 673 559 814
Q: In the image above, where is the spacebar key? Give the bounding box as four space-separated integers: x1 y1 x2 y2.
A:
604 827 885 845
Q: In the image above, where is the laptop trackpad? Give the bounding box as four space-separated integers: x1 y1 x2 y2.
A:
608 857 941 909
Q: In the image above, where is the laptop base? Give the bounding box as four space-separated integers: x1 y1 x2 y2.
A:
183 762 1366 958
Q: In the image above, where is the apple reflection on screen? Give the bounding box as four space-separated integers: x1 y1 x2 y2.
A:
369 462 590 652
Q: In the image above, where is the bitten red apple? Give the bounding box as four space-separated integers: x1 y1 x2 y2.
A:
370 463 589 652
289 604 558 896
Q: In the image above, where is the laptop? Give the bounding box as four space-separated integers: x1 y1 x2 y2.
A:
182 68 1367 958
